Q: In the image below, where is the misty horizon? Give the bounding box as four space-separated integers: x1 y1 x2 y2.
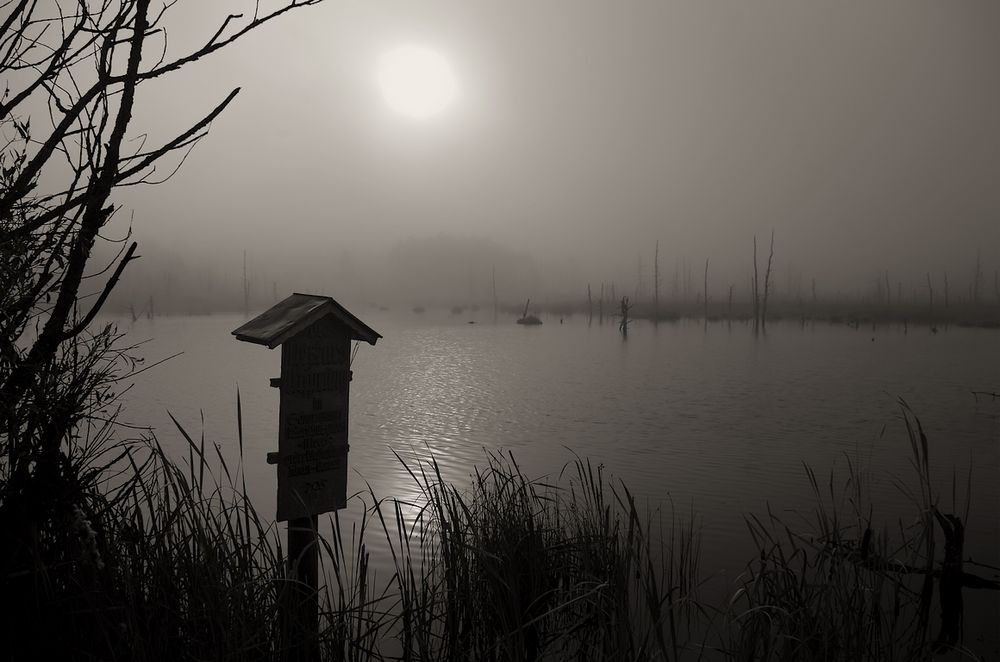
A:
100 229 999 314
95 0 998 312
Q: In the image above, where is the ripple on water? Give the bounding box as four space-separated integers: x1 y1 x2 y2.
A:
120 312 999 625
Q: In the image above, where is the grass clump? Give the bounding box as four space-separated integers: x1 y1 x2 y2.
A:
721 402 988 661
373 451 701 661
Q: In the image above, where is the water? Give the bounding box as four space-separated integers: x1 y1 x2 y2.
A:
117 310 999 644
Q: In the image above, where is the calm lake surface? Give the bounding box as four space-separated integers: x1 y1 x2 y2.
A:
118 310 999 643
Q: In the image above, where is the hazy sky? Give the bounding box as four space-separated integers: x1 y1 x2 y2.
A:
115 0 1000 298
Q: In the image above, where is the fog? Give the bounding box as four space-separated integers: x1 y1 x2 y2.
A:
104 0 1000 311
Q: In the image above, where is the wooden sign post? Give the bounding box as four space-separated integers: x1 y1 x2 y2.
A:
233 294 380 662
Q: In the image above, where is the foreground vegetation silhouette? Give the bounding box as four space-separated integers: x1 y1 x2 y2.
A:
2 362 994 661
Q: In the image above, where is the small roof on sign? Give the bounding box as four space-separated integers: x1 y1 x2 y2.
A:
232 293 381 349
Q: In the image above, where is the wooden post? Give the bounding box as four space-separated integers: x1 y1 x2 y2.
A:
284 515 319 662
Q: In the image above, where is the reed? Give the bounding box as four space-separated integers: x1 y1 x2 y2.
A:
5 387 991 661
372 450 701 661
720 402 986 661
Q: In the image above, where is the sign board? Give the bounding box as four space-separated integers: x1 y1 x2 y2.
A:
232 293 380 522
276 316 351 521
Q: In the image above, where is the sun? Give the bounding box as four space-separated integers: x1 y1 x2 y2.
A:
377 45 457 120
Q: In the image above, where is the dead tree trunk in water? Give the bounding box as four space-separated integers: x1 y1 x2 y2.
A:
492 266 498 323
932 511 964 652
752 236 760 333
687 261 693 302
728 284 733 317
619 296 630 338
703 258 709 320
972 251 982 304
653 240 660 320
635 254 643 303
599 283 604 324
761 231 774 332
944 271 949 308
885 270 891 305
926 273 934 317
242 249 249 317
587 283 593 323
